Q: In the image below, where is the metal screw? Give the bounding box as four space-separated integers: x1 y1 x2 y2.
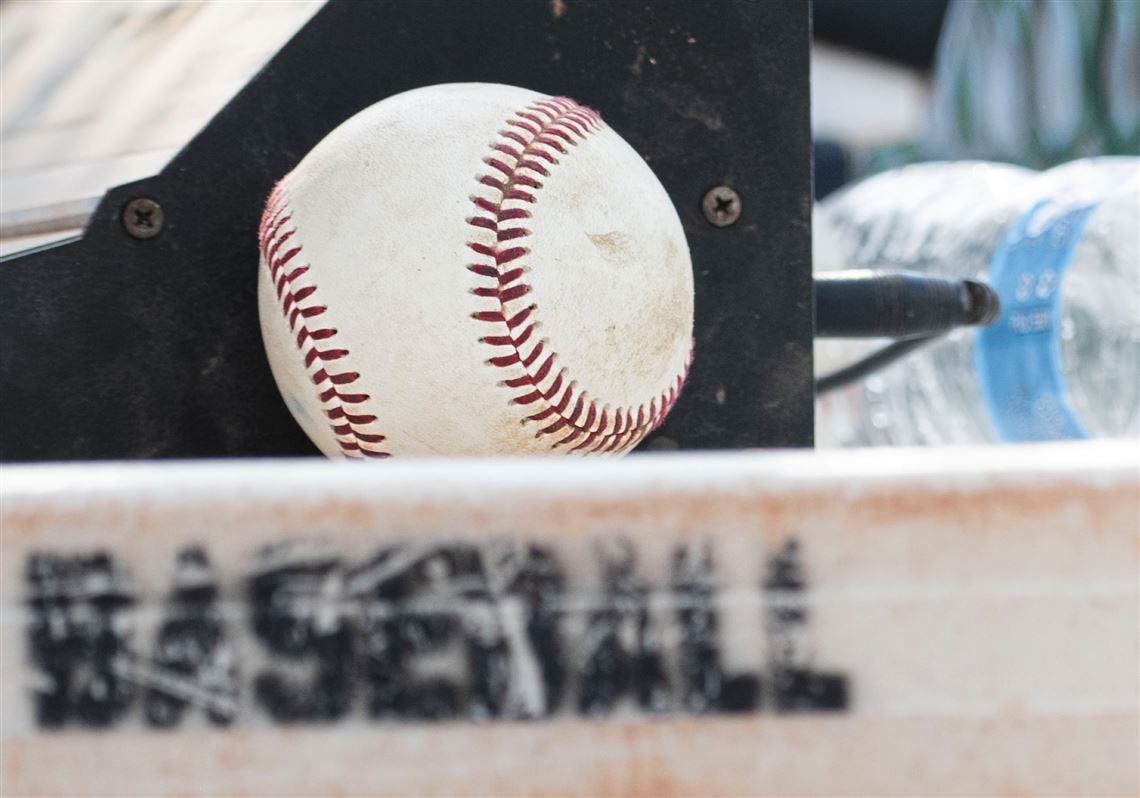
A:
122 197 164 240
701 185 741 227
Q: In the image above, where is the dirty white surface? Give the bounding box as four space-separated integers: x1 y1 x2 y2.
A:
1 440 1136 796
259 84 693 458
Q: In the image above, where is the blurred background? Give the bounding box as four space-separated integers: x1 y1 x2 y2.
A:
812 0 1138 194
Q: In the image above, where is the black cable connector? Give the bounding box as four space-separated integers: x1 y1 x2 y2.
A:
815 270 1000 338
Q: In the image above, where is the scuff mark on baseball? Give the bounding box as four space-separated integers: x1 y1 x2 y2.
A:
257 83 694 459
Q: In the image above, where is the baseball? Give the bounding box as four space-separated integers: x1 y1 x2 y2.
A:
258 83 693 458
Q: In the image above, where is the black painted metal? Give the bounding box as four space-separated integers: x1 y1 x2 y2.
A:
0 0 812 461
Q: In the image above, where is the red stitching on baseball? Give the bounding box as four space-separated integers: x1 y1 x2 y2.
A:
467 96 691 454
259 182 390 459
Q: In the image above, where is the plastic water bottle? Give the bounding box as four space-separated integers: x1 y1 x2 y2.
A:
814 157 1139 447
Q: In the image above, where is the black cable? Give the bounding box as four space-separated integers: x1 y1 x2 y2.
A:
815 334 942 396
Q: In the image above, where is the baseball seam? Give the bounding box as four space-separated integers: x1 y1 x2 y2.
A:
259 183 390 458
467 96 690 454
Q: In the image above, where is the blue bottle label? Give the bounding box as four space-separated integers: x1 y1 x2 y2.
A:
974 199 1098 441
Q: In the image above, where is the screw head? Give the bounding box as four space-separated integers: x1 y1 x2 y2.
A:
701 185 741 227
122 197 164 240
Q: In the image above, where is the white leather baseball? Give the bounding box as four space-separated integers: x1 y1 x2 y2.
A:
258 83 693 458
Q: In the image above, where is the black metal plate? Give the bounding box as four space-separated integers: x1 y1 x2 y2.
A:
0 0 812 461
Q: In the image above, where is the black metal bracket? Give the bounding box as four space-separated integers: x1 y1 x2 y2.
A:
0 0 812 461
